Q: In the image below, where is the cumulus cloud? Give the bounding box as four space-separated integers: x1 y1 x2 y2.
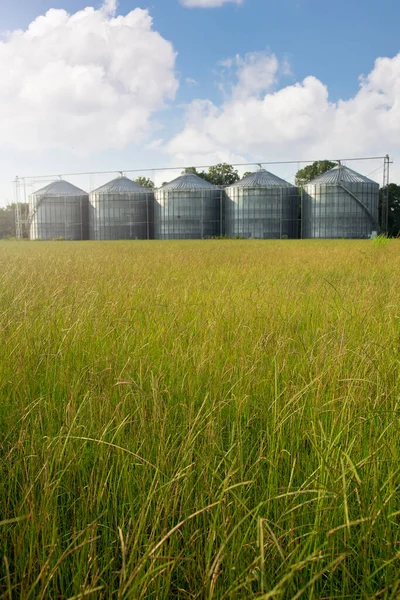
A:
0 2 178 152
216 52 279 99
165 52 400 181
101 0 118 15
234 52 279 97
180 0 243 8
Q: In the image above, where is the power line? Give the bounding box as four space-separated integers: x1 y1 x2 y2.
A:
15 155 389 182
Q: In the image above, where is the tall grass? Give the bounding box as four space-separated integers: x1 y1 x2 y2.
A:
1 239 400 599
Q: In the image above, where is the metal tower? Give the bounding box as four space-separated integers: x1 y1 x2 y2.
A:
381 154 391 234
14 177 30 240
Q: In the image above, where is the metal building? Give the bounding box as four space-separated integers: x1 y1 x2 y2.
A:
89 177 154 240
155 173 222 239
29 180 89 241
302 165 380 239
224 169 298 239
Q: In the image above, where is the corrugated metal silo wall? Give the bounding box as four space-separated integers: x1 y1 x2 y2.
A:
224 186 299 239
29 194 89 240
154 189 222 239
302 182 379 238
89 192 155 240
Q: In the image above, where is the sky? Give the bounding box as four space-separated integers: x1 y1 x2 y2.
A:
1 0 400 204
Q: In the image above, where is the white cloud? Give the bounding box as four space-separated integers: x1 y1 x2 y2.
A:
0 2 178 153
214 51 280 105
180 0 242 8
146 138 164 150
165 52 400 182
234 52 279 98
101 0 118 15
215 52 279 99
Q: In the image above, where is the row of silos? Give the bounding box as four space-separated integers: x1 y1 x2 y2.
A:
28 165 380 240
28 177 152 241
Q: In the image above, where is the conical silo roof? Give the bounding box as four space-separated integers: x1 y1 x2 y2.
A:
231 169 293 188
160 173 218 191
309 165 377 185
92 176 149 194
33 180 88 197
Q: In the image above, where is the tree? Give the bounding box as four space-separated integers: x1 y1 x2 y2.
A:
379 183 400 236
135 176 154 189
295 160 337 186
181 167 209 180
182 167 202 175
242 172 254 179
204 163 240 187
182 164 239 187
0 203 29 239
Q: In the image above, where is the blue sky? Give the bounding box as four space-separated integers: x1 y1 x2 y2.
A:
1 0 400 202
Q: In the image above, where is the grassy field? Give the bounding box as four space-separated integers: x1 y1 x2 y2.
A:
1 239 400 599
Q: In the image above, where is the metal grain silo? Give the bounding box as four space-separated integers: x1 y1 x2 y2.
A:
155 173 222 239
301 165 380 239
89 177 154 240
224 169 298 239
29 180 89 241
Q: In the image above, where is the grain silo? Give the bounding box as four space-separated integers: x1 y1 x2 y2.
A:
301 165 380 239
224 169 298 239
89 176 154 240
155 173 222 239
29 180 89 241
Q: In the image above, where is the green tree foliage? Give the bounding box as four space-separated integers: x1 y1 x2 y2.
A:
204 163 239 187
242 172 254 180
182 167 201 175
180 167 208 182
295 160 337 186
0 203 29 239
379 183 400 236
182 164 240 187
135 176 154 189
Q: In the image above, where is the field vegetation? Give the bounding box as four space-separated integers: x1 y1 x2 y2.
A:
1 239 400 599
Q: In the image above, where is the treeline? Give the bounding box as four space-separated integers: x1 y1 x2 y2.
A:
1 163 400 238
0 203 29 239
